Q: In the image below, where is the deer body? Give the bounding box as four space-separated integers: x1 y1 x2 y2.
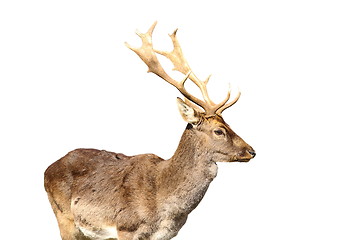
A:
45 22 255 240
45 122 223 239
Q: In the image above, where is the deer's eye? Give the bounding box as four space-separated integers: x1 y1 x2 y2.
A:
214 128 225 136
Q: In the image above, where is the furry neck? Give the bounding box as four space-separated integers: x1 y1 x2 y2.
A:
157 124 218 212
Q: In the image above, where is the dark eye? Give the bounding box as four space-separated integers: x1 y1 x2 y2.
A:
214 129 225 136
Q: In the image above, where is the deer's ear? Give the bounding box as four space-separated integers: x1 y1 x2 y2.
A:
176 98 201 125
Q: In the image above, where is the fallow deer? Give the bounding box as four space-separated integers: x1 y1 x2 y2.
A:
44 22 256 240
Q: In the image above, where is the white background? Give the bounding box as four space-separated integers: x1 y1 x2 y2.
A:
1 0 359 239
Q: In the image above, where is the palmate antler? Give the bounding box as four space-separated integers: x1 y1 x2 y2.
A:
125 21 240 116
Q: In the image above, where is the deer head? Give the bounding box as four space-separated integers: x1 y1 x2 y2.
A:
126 22 255 162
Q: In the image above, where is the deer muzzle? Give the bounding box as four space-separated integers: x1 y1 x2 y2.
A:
233 147 256 162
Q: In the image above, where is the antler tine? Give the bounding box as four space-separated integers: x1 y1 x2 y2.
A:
216 89 241 115
125 22 207 109
126 22 240 116
154 29 216 107
125 22 175 85
154 29 189 74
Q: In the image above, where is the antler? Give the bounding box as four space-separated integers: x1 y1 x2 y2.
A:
125 21 240 116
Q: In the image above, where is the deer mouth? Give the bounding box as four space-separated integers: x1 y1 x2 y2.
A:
231 153 254 162
231 149 256 162
238 158 252 162
215 151 252 162
231 157 252 162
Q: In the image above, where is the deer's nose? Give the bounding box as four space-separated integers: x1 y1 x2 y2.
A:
247 149 256 158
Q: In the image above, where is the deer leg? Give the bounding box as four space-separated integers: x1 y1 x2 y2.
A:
149 217 187 240
54 215 91 240
47 200 85 240
53 214 79 240
46 197 74 240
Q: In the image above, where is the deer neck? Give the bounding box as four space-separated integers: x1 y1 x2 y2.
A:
157 124 218 212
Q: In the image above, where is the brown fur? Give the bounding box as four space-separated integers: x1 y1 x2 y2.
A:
44 113 255 240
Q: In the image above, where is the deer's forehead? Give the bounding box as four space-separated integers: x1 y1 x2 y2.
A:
203 116 228 128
